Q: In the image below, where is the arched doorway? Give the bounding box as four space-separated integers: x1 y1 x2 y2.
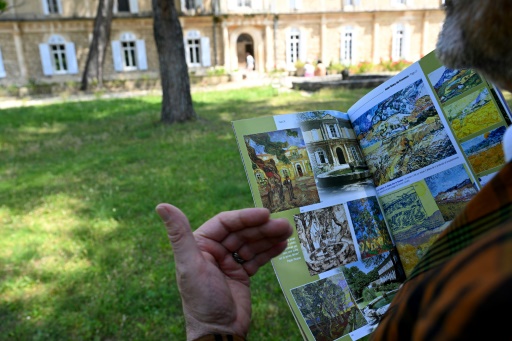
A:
296 164 304 177
236 33 254 70
336 147 346 164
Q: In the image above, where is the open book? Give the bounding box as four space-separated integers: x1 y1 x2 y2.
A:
232 50 512 341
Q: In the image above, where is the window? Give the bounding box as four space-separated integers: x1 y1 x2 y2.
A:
290 0 302 10
111 32 148 71
316 150 327 164
184 30 211 67
114 0 138 13
237 0 251 6
344 0 360 6
187 38 201 66
350 146 362 162
184 0 203 10
39 35 78 76
392 24 405 60
394 0 406 4
286 28 305 67
328 124 340 138
0 48 6 78
341 27 354 65
121 41 137 70
118 0 130 12
51 44 67 72
42 0 61 14
289 33 300 63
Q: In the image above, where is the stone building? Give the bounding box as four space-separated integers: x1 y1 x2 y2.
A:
301 113 365 175
0 0 446 87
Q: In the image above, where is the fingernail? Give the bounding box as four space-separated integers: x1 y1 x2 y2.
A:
155 205 171 222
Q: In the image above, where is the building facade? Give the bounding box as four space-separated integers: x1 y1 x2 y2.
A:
0 0 446 86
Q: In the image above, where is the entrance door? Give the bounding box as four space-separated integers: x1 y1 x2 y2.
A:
336 147 346 164
236 33 254 70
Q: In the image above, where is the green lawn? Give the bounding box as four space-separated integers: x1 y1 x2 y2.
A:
1 86 511 340
0 86 370 340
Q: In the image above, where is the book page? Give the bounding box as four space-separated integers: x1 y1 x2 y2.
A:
233 111 406 341
347 51 512 276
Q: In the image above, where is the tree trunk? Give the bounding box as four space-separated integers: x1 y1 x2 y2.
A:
152 0 197 124
80 0 114 91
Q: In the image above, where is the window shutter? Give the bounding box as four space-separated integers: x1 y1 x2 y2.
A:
299 31 307 62
252 0 262 10
285 34 291 66
65 42 79 74
111 40 123 71
56 0 62 13
294 0 302 9
42 0 49 14
227 0 236 10
38 43 53 76
129 0 139 13
0 48 5 78
184 38 191 64
136 40 148 70
403 27 411 61
200 37 211 67
315 152 321 164
354 0 361 5
392 26 399 60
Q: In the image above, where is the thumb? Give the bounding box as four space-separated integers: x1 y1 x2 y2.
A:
155 203 200 266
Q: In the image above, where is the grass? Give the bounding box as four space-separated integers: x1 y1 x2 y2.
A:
1 86 511 340
0 86 370 340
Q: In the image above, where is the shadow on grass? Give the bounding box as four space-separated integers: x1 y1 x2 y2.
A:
0 86 372 340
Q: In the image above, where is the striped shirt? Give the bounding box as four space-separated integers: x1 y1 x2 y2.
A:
371 161 512 340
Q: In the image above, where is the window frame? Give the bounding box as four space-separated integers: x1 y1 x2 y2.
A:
39 34 78 76
392 23 406 60
42 0 62 15
341 26 354 65
111 32 148 72
50 43 68 74
121 40 138 70
0 48 6 78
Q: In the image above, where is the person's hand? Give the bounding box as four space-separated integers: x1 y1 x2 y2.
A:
155 203 293 341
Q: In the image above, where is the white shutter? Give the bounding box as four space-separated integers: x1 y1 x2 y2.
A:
403 27 411 60
0 48 5 78
354 0 361 5
294 0 302 9
42 0 49 14
184 38 190 64
129 0 139 13
65 42 79 74
136 40 148 70
200 37 211 67
111 40 123 71
315 152 321 164
227 0 236 10
285 34 291 66
299 31 307 62
252 0 262 10
392 26 399 60
39 43 53 76
56 0 62 13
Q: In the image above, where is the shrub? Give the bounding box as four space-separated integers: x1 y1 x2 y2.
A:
362 287 378 302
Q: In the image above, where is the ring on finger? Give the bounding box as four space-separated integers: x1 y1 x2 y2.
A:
232 252 246 264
